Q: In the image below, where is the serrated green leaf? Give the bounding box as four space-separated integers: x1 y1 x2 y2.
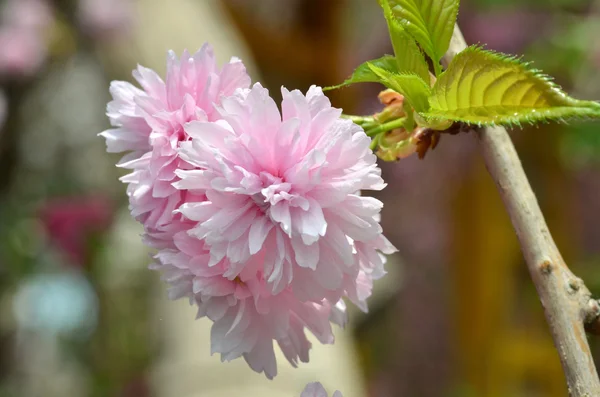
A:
390 0 459 73
423 46 600 126
378 0 430 82
325 55 397 90
367 64 431 112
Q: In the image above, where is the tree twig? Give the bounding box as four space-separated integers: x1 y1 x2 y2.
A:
443 26 600 396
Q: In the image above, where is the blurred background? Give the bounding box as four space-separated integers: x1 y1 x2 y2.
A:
0 0 600 396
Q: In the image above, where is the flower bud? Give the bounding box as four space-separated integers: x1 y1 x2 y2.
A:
378 89 403 106
375 89 405 123
376 127 418 161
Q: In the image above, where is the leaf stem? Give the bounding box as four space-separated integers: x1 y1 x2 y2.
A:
361 121 380 130
369 132 382 150
341 114 375 125
364 117 405 137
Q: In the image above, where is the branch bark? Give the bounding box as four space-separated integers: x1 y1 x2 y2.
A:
443 26 600 396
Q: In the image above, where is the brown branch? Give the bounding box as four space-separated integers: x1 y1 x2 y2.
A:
444 26 600 396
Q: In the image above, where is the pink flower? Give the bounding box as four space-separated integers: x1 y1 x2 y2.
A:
176 83 395 303
150 83 395 378
0 0 52 78
101 45 395 379
100 45 251 233
39 196 113 266
152 231 347 379
0 26 47 78
2 0 52 30
77 0 133 38
301 382 343 397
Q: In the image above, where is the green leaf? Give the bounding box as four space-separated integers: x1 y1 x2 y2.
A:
390 0 460 73
404 103 416 130
367 63 431 112
325 55 397 90
424 46 600 126
378 0 430 82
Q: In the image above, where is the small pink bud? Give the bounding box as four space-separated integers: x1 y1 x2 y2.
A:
375 89 405 123
377 89 403 106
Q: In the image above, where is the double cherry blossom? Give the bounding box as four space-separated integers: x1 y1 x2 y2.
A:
101 44 395 379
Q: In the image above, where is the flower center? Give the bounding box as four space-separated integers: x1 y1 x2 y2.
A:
247 172 290 212
251 193 270 212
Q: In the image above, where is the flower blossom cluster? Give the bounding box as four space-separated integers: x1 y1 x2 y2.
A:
101 44 396 379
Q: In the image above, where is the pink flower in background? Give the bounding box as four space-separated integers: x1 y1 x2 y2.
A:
2 0 52 29
0 27 47 78
39 196 113 266
301 382 343 397
100 45 251 233
77 0 133 38
150 83 395 378
0 0 52 78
